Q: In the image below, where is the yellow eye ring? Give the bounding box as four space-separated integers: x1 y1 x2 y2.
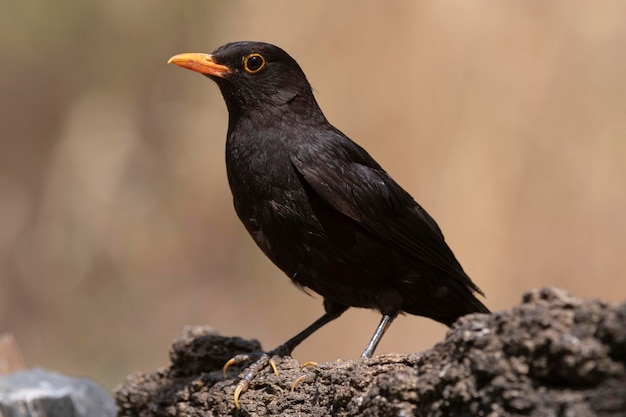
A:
243 53 266 74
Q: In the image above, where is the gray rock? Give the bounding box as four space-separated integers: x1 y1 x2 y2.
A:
0 368 116 417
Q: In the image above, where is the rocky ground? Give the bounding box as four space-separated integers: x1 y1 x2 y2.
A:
115 288 626 417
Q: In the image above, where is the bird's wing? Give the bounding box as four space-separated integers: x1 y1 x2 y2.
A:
291 130 480 292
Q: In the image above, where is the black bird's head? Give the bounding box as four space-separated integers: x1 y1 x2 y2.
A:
168 41 325 126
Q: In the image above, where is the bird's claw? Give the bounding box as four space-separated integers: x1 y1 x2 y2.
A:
290 374 309 392
223 352 267 378
300 361 318 369
290 361 318 392
233 382 246 410
269 358 279 376
223 355 243 378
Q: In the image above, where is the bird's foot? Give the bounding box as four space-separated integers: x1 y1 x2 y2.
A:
231 354 276 409
290 361 318 392
223 346 291 409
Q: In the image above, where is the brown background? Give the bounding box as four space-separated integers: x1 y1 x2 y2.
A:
1 1 625 390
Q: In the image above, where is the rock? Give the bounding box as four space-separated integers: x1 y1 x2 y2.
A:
114 288 626 417
0 368 117 417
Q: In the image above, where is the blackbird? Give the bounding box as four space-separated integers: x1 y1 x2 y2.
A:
168 41 489 407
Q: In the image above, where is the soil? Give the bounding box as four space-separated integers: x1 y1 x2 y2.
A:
114 288 626 416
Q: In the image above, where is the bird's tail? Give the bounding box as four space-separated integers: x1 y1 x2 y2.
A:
403 286 490 327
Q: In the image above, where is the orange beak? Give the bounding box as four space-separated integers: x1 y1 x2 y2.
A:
167 53 231 78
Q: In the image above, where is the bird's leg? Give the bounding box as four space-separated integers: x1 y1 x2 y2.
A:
361 313 397 358
227 302 347 409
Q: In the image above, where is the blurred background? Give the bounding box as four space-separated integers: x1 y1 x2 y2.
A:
1 1 625 390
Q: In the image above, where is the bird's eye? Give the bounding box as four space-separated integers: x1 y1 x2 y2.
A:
243 53 266 74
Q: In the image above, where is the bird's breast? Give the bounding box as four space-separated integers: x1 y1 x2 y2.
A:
225 130 314 258
226 135 299 201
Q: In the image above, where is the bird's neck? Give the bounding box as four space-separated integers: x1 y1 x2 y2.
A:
227 93 327 134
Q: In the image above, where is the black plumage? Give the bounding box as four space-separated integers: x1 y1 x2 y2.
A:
168 41 489 406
